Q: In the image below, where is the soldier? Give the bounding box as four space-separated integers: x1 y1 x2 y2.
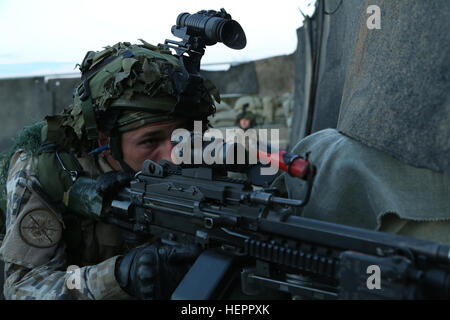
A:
236 104 257 131
0 40 219 299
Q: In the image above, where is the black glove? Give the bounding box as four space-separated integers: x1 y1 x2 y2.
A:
115 243 199 300
96 171 134 197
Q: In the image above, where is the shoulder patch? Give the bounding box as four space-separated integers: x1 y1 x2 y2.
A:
19 209 62 248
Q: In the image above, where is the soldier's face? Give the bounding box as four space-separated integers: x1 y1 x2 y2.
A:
121 119 185 172
240 118 251 130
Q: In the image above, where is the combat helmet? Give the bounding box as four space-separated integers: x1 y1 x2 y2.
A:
70 40 220 171
236 103 258 129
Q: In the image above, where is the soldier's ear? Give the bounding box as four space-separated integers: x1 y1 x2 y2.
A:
97 131 109 145
97 131 110 155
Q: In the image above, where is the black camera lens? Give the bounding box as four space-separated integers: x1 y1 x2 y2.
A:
219 20 246 49
176 12 246 49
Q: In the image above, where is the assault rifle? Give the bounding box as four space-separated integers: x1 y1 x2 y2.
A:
65 160 450 300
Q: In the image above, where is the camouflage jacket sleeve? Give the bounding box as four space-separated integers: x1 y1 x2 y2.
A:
0 150 131 300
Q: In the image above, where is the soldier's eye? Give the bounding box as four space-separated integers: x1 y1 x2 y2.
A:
139 139 157 146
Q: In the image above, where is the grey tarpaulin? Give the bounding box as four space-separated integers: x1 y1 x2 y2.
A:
291 0 449 175
279 129 450 244
291 0 366 144
338 0 450 175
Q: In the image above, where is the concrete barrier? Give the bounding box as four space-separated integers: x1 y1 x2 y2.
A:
0 54 295 152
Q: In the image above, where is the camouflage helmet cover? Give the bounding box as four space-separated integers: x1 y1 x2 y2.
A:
236 102 258 125
71 40 220 140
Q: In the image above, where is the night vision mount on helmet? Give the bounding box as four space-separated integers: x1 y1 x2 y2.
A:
68 8 246 172
163 8 246 121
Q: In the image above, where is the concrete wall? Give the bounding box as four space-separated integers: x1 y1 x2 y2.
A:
0 76 80 151
0 53 295 152
200 53 295 97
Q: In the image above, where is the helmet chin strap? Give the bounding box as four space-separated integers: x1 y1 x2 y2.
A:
118 158 136 175
109 130 136 174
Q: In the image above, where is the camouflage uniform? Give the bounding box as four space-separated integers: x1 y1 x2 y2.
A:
0 40 218 300
0 149 131 299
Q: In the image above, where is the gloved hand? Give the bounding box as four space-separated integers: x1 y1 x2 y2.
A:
114 243 200 300
96 171 134 197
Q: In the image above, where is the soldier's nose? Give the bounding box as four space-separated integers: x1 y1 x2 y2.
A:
157 138 176 163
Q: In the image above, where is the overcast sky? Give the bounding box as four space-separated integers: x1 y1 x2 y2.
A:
0 0 316 78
